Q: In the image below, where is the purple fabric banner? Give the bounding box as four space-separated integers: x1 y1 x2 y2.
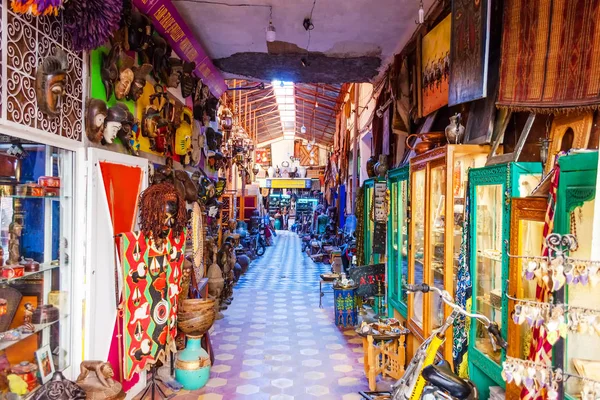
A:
134 0 227 98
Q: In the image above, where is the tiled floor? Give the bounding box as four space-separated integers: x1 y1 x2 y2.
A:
177 231 368 399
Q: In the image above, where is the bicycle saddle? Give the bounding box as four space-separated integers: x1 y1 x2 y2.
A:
422 360 473 399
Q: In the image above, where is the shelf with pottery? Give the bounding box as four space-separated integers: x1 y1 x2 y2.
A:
467 162 542 396
407 144 490 361
0 140 76 385
0 313 70 352
0 263 60 285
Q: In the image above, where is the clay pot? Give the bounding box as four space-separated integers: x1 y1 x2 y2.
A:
207 263 224 298
237 255 250 274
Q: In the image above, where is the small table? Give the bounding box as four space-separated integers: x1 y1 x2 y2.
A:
319 273 339 308
358 328 409 391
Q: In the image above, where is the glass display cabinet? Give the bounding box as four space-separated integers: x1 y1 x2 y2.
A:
552 151 599 399
506 197 547 400
407 144 490 360
468 162 542 392
387 166 409 319
0 132 74 396
363 178 377 264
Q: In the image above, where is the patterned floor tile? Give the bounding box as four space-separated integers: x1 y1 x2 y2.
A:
173 232 368 398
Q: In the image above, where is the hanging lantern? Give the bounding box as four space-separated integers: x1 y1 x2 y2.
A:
221 109 233 132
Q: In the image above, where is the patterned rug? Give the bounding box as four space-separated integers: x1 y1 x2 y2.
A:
498 0 600 112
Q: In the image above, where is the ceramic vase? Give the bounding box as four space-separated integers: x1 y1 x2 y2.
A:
297 166 307 178
174 336 211 390
267 166 275 178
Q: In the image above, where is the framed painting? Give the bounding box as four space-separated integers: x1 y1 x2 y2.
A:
448 0 491 106
421 15 451 116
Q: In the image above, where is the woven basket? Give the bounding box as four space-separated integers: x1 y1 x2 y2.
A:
180 298 215 313
177 309 215 336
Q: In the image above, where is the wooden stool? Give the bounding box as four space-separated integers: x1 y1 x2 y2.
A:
360 331 408 391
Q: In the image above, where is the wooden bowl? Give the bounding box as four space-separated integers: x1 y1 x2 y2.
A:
180 298 215 313
178 309 216 336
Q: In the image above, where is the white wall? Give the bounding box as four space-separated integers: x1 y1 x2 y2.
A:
271 139 295 167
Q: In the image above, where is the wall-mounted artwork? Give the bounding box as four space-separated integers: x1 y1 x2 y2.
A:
421 15 451 116
448 0 491 106
255 147 272 165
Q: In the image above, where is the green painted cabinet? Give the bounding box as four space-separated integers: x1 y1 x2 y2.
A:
553 151 598 399
387 166 409 318
363 179 375 264
468 162 542 397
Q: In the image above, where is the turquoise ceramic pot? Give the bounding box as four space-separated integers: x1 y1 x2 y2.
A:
174 336 211 390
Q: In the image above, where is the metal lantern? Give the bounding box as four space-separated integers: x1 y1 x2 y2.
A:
221 109 233 132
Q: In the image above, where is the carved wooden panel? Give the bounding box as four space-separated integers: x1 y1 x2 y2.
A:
546 111 593 174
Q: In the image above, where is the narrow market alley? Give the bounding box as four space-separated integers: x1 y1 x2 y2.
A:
176 231 368 400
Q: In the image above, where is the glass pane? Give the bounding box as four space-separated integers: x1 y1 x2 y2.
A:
429 165 446 329
515 219 544 360
473 184 503 364
390 181 399 298
0 134 73 376
365 186 374 262
565 200 599 397
400 179 409 305
411 170 425 329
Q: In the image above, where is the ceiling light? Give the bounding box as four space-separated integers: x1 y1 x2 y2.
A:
301 125 307 134
266 7 276 42
417 0 425 24
315 101 318 108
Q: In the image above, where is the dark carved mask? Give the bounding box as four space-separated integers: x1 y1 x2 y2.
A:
166 58 183 88
101 44 121 101
117 109 138 155
128 63 153 101
85 98 108 143
36 49 68 117
128 10 153 53
180 62 196 98
103 103 129 145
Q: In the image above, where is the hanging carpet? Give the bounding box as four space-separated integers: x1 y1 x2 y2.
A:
119 229 186 380
497 0 600 112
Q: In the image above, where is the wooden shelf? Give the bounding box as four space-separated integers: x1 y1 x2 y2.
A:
0 314 69 352
0 263 60 284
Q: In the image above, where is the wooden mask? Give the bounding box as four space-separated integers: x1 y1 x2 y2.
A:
35 49 68 117
117 109 139 156
127 10 153 53
166 58 183 88
128 63 153 101
115 53 135 101
85 98 108 143
180 62 196 98
102 103 129 145
101 44 121 101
